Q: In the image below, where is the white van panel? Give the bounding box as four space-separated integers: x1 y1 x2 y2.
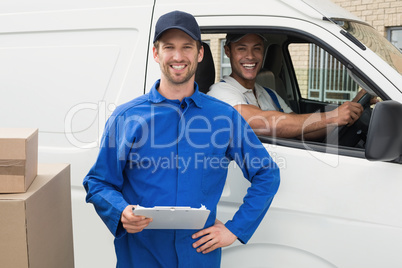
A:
1 33 120 132
0 0 153 13
218 143 402 267
220 204 402 267
266 144 402 228
154 0 323 21
0 3 154 267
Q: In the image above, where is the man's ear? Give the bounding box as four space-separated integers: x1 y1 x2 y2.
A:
224 45 231 58
153 46 160 63
198 45 204 63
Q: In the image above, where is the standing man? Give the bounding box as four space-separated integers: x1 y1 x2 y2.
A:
208 33 367 140
83 11 280 268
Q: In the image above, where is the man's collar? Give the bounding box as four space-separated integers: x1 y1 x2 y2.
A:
190 82 203 108
222 76 251 94
148 79 203 108
148 80 166 103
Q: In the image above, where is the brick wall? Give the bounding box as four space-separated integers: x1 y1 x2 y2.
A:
332 0 402 37
289 44 310 97
201 34 226 82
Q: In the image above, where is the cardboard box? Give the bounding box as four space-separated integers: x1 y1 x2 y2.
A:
0 163 74 268
0 128 38 193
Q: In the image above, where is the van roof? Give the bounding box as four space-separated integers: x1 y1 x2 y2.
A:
300 0 362 22
157 0 364 25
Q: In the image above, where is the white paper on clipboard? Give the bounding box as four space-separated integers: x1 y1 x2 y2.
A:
132 205 210 229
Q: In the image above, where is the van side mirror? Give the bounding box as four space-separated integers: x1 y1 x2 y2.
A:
365 100 402 162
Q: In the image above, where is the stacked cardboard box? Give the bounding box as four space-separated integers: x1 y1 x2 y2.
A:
0 129 74 268
0 128 38 193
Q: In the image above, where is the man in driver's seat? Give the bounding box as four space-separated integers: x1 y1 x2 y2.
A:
208 33 374 140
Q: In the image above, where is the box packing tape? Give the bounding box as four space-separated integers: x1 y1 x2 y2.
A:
0 160 26 176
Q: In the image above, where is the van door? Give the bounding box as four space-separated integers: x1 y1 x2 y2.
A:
0 1 155 267
191 15 402 268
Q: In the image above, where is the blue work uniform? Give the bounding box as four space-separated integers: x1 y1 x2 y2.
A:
83 80 280 268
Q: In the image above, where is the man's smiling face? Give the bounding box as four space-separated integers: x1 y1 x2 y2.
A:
225 34 265 89
153 28 203 86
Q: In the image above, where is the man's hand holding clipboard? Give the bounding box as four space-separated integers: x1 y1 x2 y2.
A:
131 205 210 229
120 205 153 234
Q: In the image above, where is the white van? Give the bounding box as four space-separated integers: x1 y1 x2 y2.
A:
1 0 401 267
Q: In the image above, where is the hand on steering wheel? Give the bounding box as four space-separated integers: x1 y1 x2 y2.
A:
326 92 373 147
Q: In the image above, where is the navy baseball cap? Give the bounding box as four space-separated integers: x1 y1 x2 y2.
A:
225 33 267 46
153 10 201 43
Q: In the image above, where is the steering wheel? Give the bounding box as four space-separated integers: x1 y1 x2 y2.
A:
326 93 373 147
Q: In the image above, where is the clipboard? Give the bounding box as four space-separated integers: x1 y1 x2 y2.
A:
132 205 210 229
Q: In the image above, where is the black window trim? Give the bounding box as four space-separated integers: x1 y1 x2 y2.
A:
258 135 366 158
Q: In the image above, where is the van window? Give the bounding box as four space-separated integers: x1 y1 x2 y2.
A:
289 43 359 104
201 31 375 154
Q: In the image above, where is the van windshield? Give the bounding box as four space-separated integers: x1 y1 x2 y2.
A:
335 20 402 75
